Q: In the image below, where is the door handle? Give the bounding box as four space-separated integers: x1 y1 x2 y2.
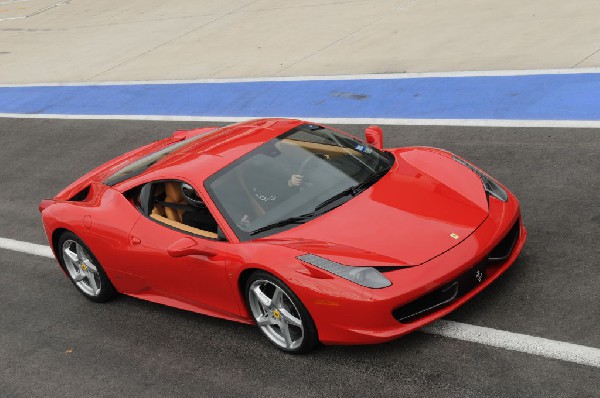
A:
130 235 141 245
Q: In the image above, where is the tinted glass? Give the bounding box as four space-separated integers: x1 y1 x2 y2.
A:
104 132 212 186
206 124 393 241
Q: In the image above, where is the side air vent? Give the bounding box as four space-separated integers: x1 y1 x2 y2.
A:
69 185 91 202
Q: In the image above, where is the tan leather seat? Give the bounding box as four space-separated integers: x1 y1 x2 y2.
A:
151 183 166 216
164 182 186 222
151 182 219 239
150 213 218 239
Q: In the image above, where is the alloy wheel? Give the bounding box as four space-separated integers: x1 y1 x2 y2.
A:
62 239 101 297
248 279 305 350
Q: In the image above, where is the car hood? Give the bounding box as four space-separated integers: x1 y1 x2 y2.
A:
263 148 489 266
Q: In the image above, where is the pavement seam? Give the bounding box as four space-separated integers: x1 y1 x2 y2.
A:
274 0 419 76
0 0 69 22
573 47 600 68
85 0 262 82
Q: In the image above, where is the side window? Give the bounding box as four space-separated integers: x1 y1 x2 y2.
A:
124 185 145 212
144 180 221 240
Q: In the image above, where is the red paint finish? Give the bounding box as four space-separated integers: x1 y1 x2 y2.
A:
40 118 526 345
365 125 384 149
125 216 240 317
273 147 489 266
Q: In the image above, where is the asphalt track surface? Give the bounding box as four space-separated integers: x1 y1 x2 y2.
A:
1 118 599 397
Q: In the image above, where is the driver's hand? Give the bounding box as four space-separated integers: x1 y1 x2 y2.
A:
240 214 250 226
288 174 303 187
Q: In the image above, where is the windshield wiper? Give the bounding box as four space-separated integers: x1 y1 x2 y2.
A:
314 167 390 211
353 167 390 194
251 168 391 236
313 186 356 211
249 212 319 235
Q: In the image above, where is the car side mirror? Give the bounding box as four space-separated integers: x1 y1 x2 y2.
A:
167 237 215 257
365 126 383 149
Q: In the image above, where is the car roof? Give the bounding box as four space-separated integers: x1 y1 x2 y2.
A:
114 118 305 191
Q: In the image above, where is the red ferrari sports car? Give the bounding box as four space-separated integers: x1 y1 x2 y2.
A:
39 118 526 353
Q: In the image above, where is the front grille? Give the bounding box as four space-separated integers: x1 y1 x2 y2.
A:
392 219 521 324
489 219 520 261
393 282 459 322
392 260 487 323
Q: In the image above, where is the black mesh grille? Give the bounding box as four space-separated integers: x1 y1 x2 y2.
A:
489 219 520 261
392 260 487 323
392 219 521 324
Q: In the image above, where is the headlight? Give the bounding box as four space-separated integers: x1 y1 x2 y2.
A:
297 254 391 288
452 156 508 202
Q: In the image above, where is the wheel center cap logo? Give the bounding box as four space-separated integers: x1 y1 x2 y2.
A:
81 263 87 271
273 309 281 319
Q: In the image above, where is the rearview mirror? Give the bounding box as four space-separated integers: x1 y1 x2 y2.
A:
365 126 383 149
167 237 215 258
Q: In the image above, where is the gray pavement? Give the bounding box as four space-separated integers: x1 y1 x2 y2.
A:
0 118 599 397
1 0 600 83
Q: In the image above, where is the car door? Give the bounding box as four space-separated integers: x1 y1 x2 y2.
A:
124 180 240 318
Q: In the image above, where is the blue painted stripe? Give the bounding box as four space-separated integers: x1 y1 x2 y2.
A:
1 73 600 120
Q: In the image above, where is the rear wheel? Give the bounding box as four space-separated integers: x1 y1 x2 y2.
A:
246 271 318 353
57 231 117 302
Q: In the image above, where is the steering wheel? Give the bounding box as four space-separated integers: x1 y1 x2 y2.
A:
296 156 319 189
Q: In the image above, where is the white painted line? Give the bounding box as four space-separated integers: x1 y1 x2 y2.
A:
1 113 600 128
1 67 600 87
0 16 25 22
0 0 69 22
0 237 54 258
1 235 599 367
0 0 35 4
421 320 600 368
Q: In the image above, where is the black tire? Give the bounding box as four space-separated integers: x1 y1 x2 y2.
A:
245 270 319 354
56 231 118 303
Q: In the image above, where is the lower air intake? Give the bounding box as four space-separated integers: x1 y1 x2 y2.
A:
489 219 520 261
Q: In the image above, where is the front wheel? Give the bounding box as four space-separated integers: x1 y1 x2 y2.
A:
57 231 118 303
246 271 318 353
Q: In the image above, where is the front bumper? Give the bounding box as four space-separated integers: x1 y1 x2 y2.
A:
310 195 526 345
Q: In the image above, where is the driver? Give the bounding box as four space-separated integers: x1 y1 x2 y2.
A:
238 155 306 227
246 154 305 208
180 183 218 232
238 173 302 228
251 173 303 205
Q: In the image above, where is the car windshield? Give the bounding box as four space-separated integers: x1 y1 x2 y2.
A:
206 124 394 241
